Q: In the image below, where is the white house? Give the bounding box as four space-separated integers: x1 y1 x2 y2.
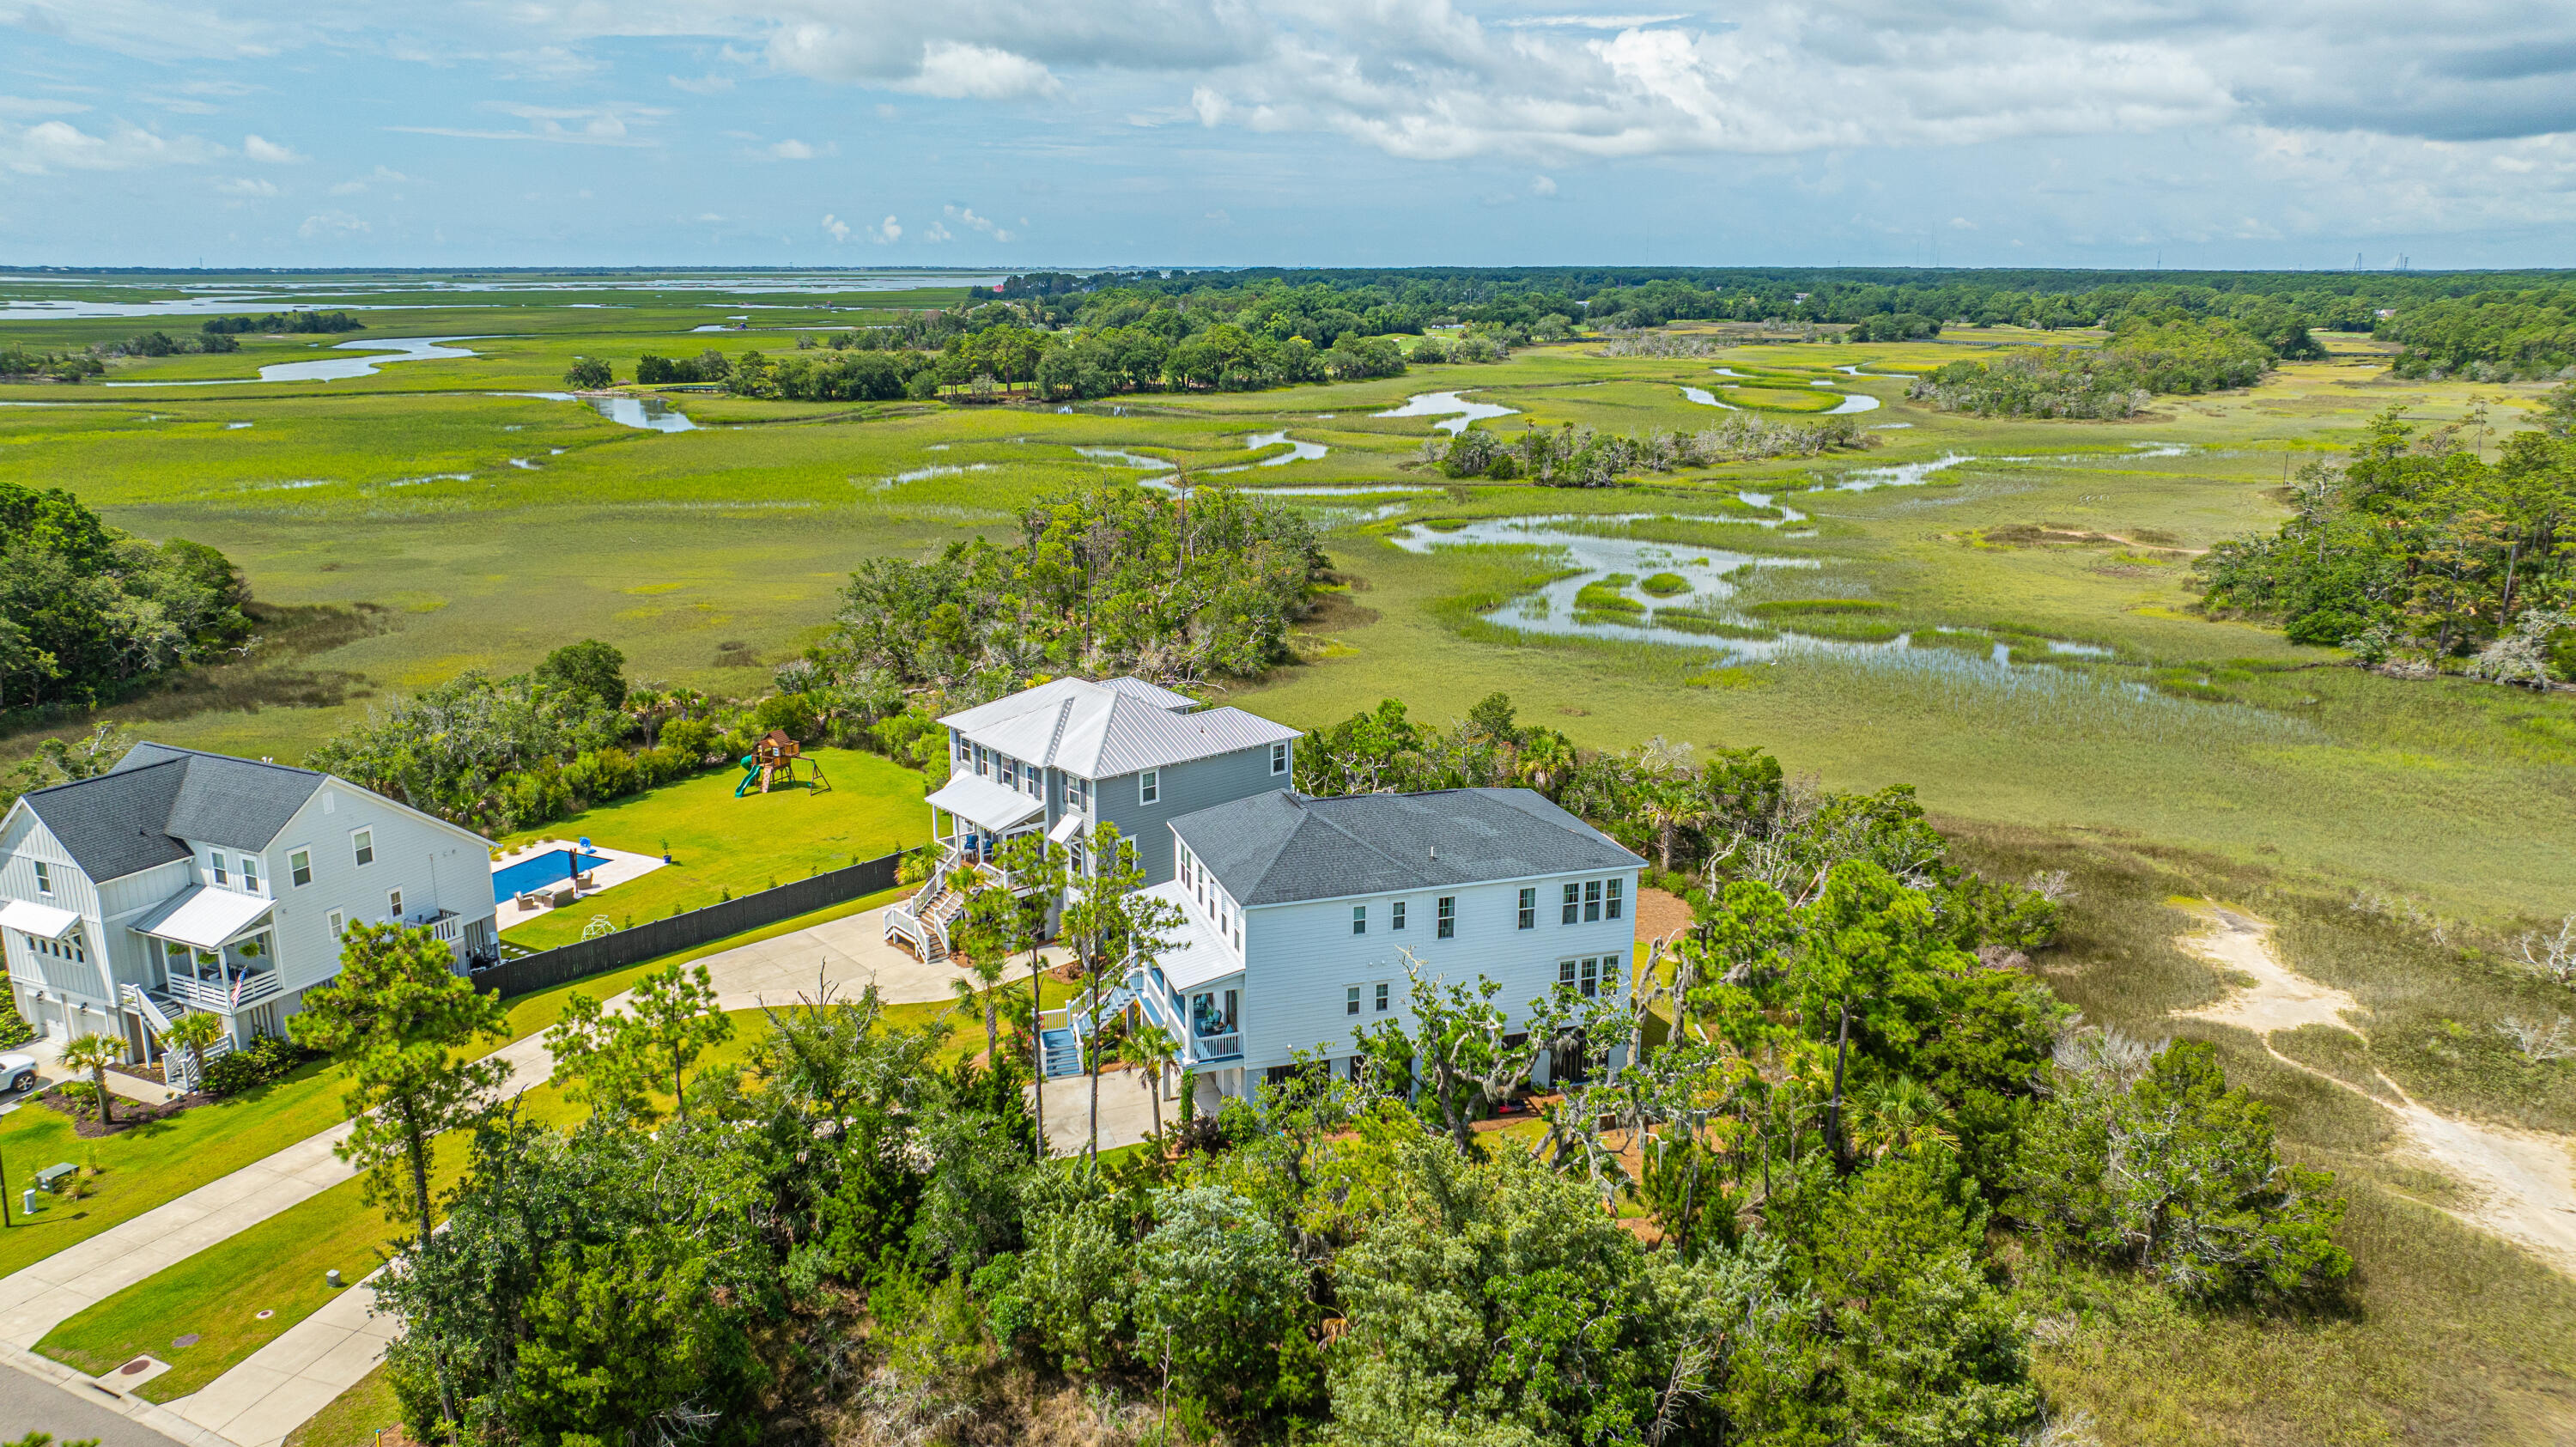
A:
886 676 1302 962
0 743 498 1081
1070 786 1644 1110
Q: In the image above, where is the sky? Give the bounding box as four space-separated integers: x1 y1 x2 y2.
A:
3 0 2573 271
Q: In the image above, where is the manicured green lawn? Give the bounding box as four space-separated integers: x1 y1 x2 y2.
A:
0 1061 349 1280
283 1361 404 1447
494 747 930 949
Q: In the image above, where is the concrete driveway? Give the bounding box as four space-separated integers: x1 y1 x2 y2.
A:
691 907 1065 1012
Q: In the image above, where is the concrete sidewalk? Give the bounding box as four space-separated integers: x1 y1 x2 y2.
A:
166 1266 395 1447
0 1028 557 1353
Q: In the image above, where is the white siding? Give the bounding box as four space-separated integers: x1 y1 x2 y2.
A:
263 781 497 995
1239 867 1639 1073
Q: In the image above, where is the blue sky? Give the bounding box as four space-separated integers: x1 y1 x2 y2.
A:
3 1 2573 270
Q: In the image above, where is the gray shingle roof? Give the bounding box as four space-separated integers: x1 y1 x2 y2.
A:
20 745 325 884
1170 788 1643 907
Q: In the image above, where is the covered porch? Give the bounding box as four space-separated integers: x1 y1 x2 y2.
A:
887 774 1055 964
130 885 283 1033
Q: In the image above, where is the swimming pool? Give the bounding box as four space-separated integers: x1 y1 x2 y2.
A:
491 848 609 903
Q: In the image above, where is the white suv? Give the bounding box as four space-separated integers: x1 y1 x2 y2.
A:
0 1052 37 1095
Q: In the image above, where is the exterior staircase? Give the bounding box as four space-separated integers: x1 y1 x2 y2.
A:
123 984 234 1093
884 861 969 963
1038 1027 1084 1079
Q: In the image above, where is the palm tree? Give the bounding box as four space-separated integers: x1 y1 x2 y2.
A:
159 1010 223 1095
1855 1074 1955 1161
947 886 1014 1066
1516 732 1576 799
58 1032 125 1128
1121 1022 1181 1140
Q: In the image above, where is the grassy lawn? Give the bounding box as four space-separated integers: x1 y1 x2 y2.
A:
0 1061 349 1280
283 1361 404 1447
493 747 930 950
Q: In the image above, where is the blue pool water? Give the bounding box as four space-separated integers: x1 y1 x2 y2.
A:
492 848 609 902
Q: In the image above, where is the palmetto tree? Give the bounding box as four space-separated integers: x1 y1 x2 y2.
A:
159 1010 223 1095
58 1031 126 1128
1854 1073 1956 1162
947 891 1013 1067
1121 1022 1181 1140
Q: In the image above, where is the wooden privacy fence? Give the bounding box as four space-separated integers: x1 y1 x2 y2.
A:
472 850 906 999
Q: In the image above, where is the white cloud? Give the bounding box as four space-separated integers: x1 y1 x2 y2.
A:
944 203 1015 241
326 163 411 195
3 119 219 173
242 132 303 163
870 214 902 243
669 74 735 94
821 211 850 241
0 96 89 119
921 220 954 242
696 211 725 221
392 103 667 147
901 41 1061 100
297 210 369 238
1530 174 1557 196
769 137 823 159
214 175 276 195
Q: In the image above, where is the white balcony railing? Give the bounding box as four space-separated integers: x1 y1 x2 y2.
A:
164 969 283 1016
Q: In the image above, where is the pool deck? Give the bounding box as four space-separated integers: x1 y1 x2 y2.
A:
489 842 666 928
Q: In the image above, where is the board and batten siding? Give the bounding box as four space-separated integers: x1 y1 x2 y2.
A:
0 812 115 1006
1237 866 1640 1074
1096 745 1286 883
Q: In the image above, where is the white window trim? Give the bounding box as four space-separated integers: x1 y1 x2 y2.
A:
351 827 375 867
241 856 260 893
1139 769 1160 806
1270 741 1289 775
32 861 52 897
289 848 313 888
387 887 404 921
327 909 345 938
210 853 228 887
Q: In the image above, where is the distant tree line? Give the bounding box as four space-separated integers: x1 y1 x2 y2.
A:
2197 396 2576 683
202 310 365 334
2379 291 2576 381
0 483 252 714
1907 316 2287 419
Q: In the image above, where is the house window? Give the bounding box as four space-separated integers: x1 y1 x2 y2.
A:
387 888 404 921
1346 986 1362 1017
974 744 988 777
1139 769 1159 806
1271 741 1289 775
1067 776 1086 810
999 757 1017 788
290 849 312 888
32 861 50 897
327 909 345 938
1581 956 1601 997
1390 901 1406 932
1518 887 1535 930
1562 882 1580 925
1437 897 1455 939
211 854 228 886
241 857 259 892
1352 904 1366 935
1375 982 1390 1012
352 830 374 867
1606 878 1624 921
1559 958 1577 989
1584 879 1603 923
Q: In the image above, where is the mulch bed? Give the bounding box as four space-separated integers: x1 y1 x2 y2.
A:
40 1084 215 1137
110 1060 168 1085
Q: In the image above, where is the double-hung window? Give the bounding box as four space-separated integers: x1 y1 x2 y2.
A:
1606 878 1625 921
1437 896 1456 939
999 757 1017 789
1558 957 1605 998
1561 882 1580 925
327 909 345 938
352 829 374 867
1139 769 1160 806
1351 904 1367 935
1346 986 1362 1017
387 888 404 921
1390 901 1406 932
1374 982 1390 1012
32 861 51 897
1270 741 1289 775
1517 887 1535 930
211 853 228 886
241 856 259 893
1584 879 1603 923
289 849 312 888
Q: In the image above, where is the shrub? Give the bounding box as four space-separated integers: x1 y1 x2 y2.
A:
204 1032 320 1097
752 693 818 741
564 358 611 389
499 767 574 830
562 746 642 806
659 717 718 762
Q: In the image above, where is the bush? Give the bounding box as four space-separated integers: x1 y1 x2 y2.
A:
751 693 818 741
562 746 642 806
564 358 611 389
659 717 718 763
204 1033 319 1097
0 996 32 1049
499 767 574 830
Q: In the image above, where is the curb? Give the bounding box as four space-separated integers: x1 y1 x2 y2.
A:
0 1338 237 1447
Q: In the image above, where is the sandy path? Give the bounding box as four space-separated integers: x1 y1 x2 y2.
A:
2178 904 2576 1278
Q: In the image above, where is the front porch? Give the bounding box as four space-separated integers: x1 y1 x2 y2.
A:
885 772 1060 963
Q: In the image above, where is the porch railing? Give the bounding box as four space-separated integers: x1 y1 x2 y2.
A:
164 968 283 1016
